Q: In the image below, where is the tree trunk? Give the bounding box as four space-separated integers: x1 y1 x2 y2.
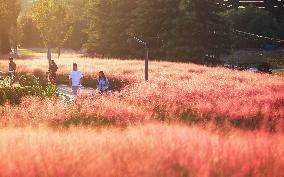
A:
0 29 11 54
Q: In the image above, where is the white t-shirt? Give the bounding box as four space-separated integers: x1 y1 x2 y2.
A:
69 70 83 86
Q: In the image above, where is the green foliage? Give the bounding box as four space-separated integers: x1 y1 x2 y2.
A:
19 75 40 87
222 8 281 48
0 86 43 105
84 0 136 57
0 74 58 105
65 0 88 50
84 0 232 62
0 0 21 54
179 0 232 61
0 75 12 88
43 84 58 97
31 0 74 48
18 16 43 48
128 0 182 58
20 0 34 15
279 15 284 39
19 0 284 63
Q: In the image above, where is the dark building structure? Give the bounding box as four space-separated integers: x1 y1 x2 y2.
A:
222 0 284 19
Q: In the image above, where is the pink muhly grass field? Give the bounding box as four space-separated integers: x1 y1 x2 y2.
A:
0 53 284 127
1 52 284 176
0 124 283 177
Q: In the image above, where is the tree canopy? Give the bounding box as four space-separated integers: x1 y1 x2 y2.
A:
31 0 74 48
0 0 20 54
222 8 281 48
84 0 232 63
10 0 284 63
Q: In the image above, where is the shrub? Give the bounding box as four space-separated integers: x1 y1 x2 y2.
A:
19 74 40 87
43 84 58 97
0 84 58 105
0 86 43 105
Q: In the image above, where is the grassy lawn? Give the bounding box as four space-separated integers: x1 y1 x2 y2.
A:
18 48 57 55
17 48 36 55
273 69 284 75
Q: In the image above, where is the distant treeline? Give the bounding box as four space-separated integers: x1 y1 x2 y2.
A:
1 0 284 63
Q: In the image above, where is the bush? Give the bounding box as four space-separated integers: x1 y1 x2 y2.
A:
43 84 58 97
19 74 40 87
0 73 58 105
0 86 44 105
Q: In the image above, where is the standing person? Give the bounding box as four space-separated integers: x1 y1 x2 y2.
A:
8 57 16 72
97 71 109 93
8 57 16 83
48 60 58 84
69 63 83 95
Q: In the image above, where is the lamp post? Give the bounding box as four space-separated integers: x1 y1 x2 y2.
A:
134 37 149 81
145 44 149 81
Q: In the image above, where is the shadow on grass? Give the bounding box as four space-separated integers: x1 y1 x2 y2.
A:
176 110 282 132
49 116 116 128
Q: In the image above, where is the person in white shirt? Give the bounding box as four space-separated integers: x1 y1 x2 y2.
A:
98 71 109 93
69 63 83 95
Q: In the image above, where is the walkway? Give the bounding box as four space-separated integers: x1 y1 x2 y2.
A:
57 84 96 102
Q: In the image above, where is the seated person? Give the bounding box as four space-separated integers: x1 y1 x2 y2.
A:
97 71 109 92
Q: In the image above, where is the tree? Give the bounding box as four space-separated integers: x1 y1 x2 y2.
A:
223 8 281 48
83 0 231 62
179 0 232 63
65 0 88 50
0 0 21 54
18 16 43 48
129 0 182 58
84 0 136 57
279 15 284 39
130 0 231 62
31 0 74 54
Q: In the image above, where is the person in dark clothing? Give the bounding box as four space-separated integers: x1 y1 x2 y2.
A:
48 60 58 84
8 57 17 83
9 57 16 72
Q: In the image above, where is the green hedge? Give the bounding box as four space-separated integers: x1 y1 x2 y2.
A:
0 86 44 105
0 74 58 105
